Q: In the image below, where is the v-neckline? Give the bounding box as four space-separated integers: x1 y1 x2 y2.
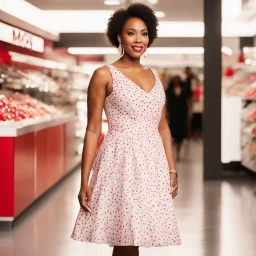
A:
110 64 157 94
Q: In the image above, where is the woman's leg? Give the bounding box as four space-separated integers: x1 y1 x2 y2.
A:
112 246 139 256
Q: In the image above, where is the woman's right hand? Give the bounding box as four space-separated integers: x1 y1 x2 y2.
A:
78 186 92 212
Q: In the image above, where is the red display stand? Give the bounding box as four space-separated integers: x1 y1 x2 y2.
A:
0 117 80 223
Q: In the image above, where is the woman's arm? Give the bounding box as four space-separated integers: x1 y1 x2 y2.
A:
158 73 179 199
78 66 111 210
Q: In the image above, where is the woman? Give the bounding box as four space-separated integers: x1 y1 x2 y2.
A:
166 75 191 161
71 3 181 255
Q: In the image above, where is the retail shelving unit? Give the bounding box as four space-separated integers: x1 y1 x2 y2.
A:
222 55 256 174
0 114 80 223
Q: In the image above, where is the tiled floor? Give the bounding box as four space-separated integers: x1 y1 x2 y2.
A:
0 140 256 256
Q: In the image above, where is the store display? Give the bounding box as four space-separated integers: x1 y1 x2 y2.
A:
0 51 84 222
0 92 60 122
0 21 106 225
222 53 256 173
0 63 96 155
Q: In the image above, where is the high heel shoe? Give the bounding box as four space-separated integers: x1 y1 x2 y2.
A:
112 246 139 256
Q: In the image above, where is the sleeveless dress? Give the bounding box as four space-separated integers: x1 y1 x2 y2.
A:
71 64 181 247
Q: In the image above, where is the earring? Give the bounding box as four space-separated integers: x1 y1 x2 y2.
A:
143 48 148 58
118 41 124 56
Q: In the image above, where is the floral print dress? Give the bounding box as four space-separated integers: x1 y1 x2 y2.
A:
71 64 181 247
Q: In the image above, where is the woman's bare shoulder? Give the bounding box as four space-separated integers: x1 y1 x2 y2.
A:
92 65 111 78
88 66 112 91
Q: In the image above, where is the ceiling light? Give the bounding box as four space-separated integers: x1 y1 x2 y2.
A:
44 10 114 33
222 21 254 37
9 52 67 69
104 0 120 5
155 11 165 18
158 22 204 37
148 0 158 4
245 59 252 65
68 47 117 55
221 47 233 56
243 47 250 54
222 0 242 20
148 47 204 55
1 0 58 35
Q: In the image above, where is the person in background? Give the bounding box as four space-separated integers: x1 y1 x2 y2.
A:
184 66 195 95
191 77 204 138
166 75 192 161
184 67 195 138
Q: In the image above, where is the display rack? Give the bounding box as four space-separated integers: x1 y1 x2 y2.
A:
223 52 256 173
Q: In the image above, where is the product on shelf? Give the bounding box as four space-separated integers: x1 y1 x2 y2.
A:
244 85 256 100
0 63 100 156
222 61 256 173
247 110 256 121
0 91 61 123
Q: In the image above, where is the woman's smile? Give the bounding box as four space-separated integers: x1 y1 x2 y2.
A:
131 46 143 52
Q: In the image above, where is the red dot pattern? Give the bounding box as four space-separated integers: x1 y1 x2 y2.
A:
71 64 182 247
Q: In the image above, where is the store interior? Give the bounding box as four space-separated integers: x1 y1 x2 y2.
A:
0 0 256 255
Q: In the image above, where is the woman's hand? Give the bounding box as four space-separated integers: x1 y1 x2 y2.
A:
78 186 92 212
170 173 178 199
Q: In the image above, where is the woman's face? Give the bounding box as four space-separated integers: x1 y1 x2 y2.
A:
118 17 149 59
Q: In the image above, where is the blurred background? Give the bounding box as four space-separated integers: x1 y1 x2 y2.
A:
0 0 255 256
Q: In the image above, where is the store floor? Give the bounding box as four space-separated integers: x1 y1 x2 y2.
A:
1 140 256 256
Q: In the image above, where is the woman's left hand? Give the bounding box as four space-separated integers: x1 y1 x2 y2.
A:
170 173 178 199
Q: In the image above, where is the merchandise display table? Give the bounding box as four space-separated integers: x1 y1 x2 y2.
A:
0 114 80 225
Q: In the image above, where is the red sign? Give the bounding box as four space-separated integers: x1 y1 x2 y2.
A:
12 30 33 50
0 22 44 53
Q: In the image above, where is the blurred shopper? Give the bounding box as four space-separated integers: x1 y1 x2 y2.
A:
184 66 195 95
191 77 204 138
71 3 181 256
166 75 192 161
184 66 196 138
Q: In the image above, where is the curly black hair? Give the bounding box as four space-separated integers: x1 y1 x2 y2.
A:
106 3 159 48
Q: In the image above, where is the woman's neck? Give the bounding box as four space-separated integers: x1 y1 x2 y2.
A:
118 54 141 68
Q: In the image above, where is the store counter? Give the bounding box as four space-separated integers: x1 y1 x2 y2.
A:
0 114 80 226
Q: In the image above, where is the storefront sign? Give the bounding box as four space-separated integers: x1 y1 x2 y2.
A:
0 22 44 53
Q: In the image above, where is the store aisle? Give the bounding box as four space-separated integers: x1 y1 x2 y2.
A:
0 140 255 256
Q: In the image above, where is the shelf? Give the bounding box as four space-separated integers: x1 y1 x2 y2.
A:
241 130 256 138
0 114 76 137
242 98 256 101
241 118 256 123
